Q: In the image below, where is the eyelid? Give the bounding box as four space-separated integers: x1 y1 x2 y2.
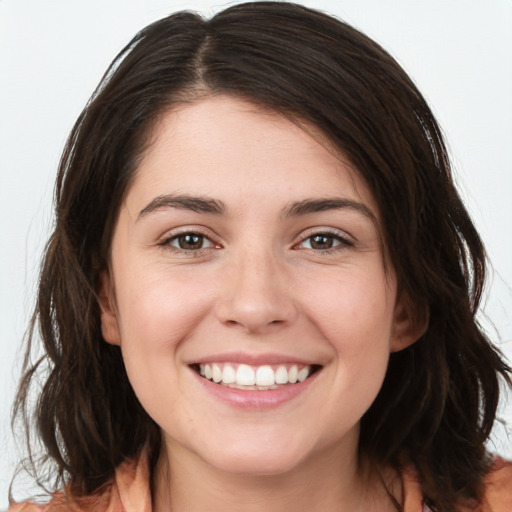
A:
293 227 355 250
157 226 222 250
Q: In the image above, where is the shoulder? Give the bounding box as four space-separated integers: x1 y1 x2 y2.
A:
8 451 151 512
7 485 117 512
402 457 512 512
476 457 512 512
451 457 512 512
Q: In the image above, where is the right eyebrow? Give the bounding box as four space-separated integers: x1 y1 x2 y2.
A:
137 194 226 221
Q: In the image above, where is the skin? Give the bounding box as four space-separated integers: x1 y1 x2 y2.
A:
100 95 423 511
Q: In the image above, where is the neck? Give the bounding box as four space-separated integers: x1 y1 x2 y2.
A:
152 435 401 512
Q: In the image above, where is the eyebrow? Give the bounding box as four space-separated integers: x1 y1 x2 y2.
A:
281 198 376 222
137 194 226 220
137 194 376 223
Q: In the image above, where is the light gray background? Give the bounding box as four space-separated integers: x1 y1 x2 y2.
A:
1 0 511 507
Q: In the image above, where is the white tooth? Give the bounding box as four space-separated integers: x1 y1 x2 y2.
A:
297 366 310 382
199 364 205 376
256 365 275 386
275 366 288 384
288 365 298 383
212 364 222 383
229 383 257 390
222 365 236 384
204 364 212 380
236 364 255 385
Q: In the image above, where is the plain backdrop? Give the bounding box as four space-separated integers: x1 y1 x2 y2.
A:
1 0 511 507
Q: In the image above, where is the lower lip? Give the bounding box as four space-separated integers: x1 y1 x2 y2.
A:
193 369 320 409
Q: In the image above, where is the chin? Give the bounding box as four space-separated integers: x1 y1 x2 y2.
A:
209 452 306 477
194 432 315 477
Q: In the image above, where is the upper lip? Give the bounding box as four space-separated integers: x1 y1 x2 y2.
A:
188 352 320 366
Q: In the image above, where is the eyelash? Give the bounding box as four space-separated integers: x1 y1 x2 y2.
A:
294 230 354 253
158 229 220 254
158 228 354 255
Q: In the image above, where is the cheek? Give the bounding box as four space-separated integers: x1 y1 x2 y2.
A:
111 269 215 424
301 267 394 401
113 265 215 355
303 267 395 348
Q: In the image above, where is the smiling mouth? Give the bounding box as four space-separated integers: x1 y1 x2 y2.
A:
192 362 321 390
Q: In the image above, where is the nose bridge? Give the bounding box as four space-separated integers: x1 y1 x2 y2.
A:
216 240 295 332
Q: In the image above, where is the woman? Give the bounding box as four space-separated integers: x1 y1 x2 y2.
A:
9 2 512 511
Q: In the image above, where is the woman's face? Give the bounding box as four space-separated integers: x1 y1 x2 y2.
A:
101 96 418 476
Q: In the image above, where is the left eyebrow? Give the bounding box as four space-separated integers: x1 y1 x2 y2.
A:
281 198 377 222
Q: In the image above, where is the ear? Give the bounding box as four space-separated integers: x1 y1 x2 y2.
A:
98 271 121 346
390 293 428 353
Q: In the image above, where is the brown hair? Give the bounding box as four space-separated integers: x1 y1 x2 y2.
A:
13 3 511 511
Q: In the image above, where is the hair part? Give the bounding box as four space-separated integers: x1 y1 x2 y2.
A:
12 3 511 511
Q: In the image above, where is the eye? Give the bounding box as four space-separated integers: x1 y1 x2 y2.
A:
165 232 215 251
297 232 353 250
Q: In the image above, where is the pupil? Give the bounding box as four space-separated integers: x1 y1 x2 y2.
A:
311 234 333 249
179 234 202 250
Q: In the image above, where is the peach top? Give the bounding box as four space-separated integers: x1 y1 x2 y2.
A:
9 455 512 512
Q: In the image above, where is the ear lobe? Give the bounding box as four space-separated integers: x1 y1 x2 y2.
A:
98 271 121 346
390 297 429 353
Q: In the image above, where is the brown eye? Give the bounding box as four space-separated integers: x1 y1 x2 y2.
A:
168 233 213 251
310 234 335 249
298 232 352 250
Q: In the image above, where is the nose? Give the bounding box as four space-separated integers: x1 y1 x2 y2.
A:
215 247 297 334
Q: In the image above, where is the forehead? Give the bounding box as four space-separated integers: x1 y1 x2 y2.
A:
126 95 378 215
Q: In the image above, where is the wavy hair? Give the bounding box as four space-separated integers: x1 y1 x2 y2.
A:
13 3 510 511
